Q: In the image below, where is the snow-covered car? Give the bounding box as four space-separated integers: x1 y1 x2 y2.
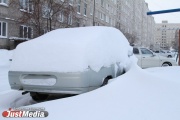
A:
9 27 133 101
133 47 178 68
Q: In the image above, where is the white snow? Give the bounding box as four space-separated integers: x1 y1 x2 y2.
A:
0 3 8 7
146 67 180 83
9 37 29 40
24 65 180 120
0 50 13 92
10 26 133 72
1 60 180 120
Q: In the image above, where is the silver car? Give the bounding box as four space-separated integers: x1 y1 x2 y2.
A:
9 27 132 101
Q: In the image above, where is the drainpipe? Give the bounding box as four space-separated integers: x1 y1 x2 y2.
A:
93 0 96 26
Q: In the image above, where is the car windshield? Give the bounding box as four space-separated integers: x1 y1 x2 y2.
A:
140 48 153 55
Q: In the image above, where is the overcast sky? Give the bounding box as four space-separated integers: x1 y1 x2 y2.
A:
145 0 180 23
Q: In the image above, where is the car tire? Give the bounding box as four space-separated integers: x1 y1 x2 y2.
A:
30 92 49 101
162 62 172 67
101 76 112 87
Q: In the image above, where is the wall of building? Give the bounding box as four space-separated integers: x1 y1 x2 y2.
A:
117 0 155 46
155 20 180 50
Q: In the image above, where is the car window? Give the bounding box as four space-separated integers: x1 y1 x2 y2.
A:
133 48 139 54
160 51 165 53
140 48 153 55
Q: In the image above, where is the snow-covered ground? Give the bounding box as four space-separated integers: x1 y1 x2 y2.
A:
0 49 180 120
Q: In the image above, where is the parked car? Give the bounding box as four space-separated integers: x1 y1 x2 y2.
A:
9 27 133 101
153 50 175 58
159 50 175 58
133 47 178 68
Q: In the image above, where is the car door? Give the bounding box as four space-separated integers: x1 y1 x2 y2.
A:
140 48 159 68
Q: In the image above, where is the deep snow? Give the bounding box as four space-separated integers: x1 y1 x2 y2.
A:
10 27 133 73
0 49 180 120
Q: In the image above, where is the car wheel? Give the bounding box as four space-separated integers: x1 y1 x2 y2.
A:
167 55 172 58
30 92 49 101
162 62 172 67
101 76 112 87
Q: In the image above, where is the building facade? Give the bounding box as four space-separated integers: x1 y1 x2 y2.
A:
0 0 155 49
0 0 35 49
155 20 180 50
116 0 155 46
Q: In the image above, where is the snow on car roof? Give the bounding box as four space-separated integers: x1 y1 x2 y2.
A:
10 26 133 72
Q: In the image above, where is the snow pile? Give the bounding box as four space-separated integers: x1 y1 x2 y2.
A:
146 66 180 83
0 50 180 120
1 64 178 120
0 50 13 92
0 49 13 67
10 26 133 72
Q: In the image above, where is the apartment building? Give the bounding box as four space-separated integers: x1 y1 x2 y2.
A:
116 0 155 46
155 20 180 50
116 0 134 43
0 0 155 49
75 0 117 27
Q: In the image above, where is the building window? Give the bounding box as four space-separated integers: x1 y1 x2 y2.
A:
20 0 33 13
69 0 73 6
104 14 106 21
106 16 109 23
109 18 112 25
42 5 53 18
0 21 7 38
0 0 8 5
84 3 87 16
95 10 98 18
58 11 64 22
106 4 109 11
68 13 72 25
77 0 81 14
100 12 103 20
20 25 32 39
101 0 104 7
90 4 93 15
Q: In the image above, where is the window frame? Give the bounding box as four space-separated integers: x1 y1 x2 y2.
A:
77 0 81 14
0 21 8 38
68 13 72 25
19 25 32 39
90 4 93 15
58 11 64 22
84 3 87 16
19 0 33 13
69 0 73 6
0 0 8 6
